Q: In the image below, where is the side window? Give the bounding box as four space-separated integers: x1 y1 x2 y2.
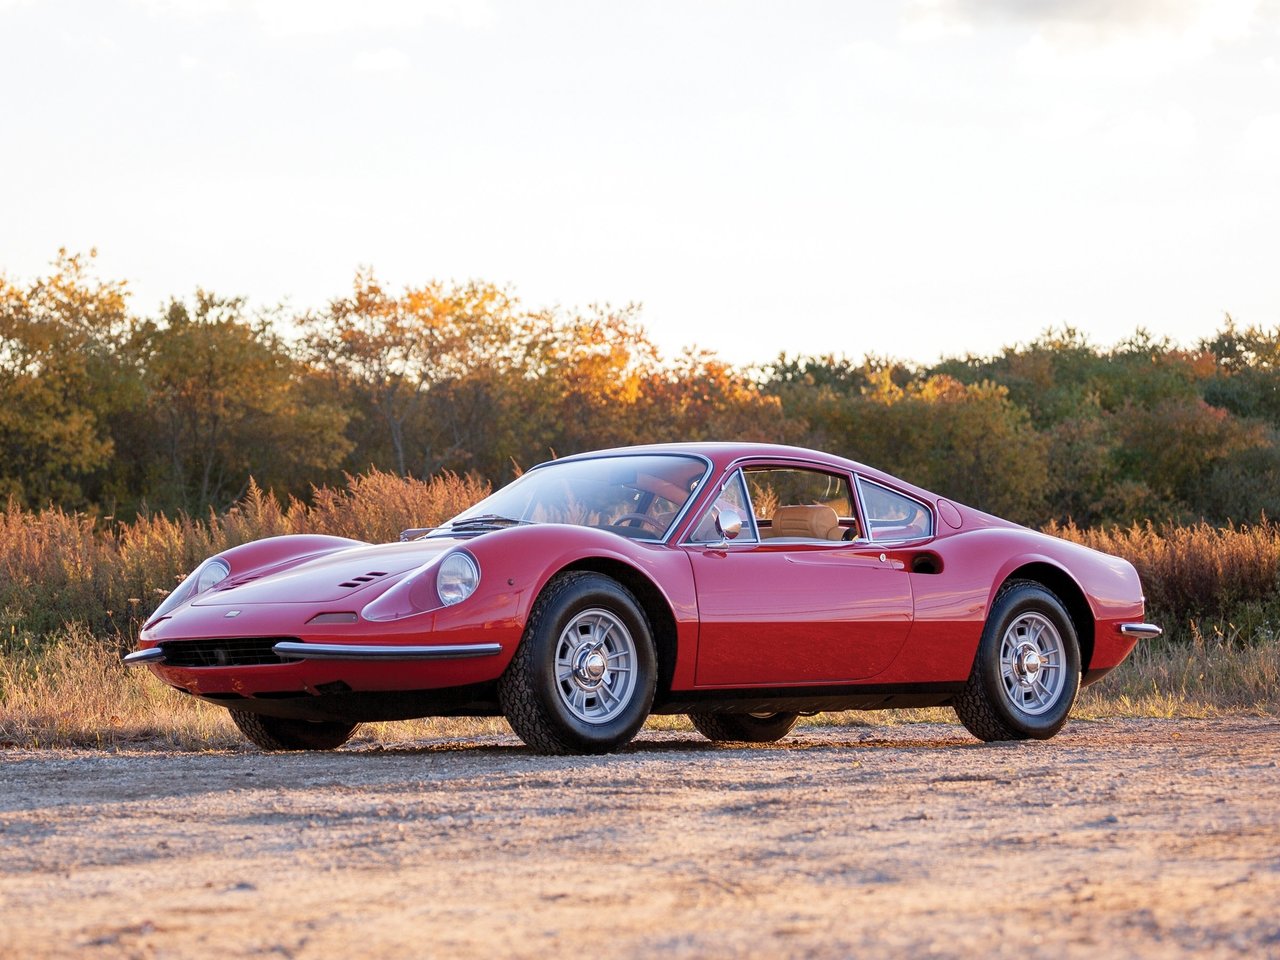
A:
689 471 758 543
858 479 933 541
745 467 856 542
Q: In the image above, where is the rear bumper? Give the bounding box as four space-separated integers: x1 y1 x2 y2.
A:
1118 622 1163 639
1082 620 1162 686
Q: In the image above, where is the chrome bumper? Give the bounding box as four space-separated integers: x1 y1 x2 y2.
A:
122 648 166 666
1118 622 1163 639
270 641 502 661
121 641 503 666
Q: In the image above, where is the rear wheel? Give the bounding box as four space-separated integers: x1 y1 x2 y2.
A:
229 709 358 751
689 711 800 744
953 580 1081 742
499 572 657 755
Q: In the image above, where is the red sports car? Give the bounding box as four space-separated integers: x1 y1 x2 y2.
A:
125 443 1160 754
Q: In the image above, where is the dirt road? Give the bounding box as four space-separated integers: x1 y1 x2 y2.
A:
2 717 1278 959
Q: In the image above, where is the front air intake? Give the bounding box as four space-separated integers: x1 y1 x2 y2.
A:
157 637 303 667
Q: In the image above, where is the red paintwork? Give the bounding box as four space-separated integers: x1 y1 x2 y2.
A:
687 543 912 685
136 442 1149 719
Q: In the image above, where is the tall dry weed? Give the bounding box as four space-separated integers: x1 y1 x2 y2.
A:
1 624 1272 750
0 624 511 749
0 470 490 641
0 624 238 748
1076 627 1280 717
1046 519 1280 630
301 470 489 543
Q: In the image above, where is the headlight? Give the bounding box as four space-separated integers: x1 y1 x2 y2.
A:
437 552 480 606
362 551 482 621
194 558 231 593
150 557 231 620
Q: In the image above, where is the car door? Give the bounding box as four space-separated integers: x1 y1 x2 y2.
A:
684 465 914 687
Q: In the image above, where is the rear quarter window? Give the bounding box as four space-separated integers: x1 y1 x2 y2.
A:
858 479 933 541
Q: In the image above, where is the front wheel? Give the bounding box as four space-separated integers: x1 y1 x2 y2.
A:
229 709 358 751
498 572 657 755
953 580 1081 742
689 711 800 744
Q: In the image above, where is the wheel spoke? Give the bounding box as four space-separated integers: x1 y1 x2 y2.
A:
998 612 1069 716
553 607 639 724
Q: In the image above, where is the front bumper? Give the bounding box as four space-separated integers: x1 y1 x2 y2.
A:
123 640 503 665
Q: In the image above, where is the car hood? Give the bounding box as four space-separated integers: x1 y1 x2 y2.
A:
191 539 462 606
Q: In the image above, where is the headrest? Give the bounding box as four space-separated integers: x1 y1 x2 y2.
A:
771 504 840 539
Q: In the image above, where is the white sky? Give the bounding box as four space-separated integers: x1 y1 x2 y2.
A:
2 0 1278 366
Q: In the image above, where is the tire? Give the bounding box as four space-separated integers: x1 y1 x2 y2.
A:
953 580 1082 742
229 709 358 751
689 711 800 744
498 571 657 755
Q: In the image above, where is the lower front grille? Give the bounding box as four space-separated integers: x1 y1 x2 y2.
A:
157 637 302 668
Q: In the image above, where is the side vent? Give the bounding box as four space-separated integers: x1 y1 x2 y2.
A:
909 553 943 575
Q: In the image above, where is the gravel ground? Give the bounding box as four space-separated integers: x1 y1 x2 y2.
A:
2 717 1279 959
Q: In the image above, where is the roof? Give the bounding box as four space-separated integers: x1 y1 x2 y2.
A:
544 442 914 497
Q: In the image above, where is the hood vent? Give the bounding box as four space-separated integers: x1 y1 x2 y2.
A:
338 570 389 589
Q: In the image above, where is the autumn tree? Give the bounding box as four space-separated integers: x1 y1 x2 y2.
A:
640 348 800 443
0 250 133 506
126 292 351 512
305 271 518 477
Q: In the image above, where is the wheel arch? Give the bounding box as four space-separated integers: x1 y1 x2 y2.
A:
551 557 679 701
999 562 1096 674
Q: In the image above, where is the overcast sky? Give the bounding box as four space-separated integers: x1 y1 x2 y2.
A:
2 0 1278 366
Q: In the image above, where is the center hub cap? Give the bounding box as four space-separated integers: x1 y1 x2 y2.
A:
575 649 608 683
1017 645 1043 680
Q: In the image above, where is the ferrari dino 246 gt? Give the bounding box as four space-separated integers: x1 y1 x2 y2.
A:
125 443 1160 754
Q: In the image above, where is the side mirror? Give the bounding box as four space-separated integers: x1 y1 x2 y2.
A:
715 506 743 542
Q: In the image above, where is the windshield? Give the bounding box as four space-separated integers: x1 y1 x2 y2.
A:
438 454 709 540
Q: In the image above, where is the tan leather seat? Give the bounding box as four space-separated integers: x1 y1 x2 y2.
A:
769 505 844 541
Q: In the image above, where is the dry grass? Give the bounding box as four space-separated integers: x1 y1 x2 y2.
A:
1075 624 1280 718
1046 519 1280 626
0 625 235 749
1 626 1273 751
0 626 514 750
1 470 489 639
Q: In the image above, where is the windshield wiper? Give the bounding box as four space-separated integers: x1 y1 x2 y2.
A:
434 514 535 534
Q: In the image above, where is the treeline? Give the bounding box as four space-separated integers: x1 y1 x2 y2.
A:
4 250 1280 527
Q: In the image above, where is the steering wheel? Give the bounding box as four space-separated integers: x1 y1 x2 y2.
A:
612 512 665 532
